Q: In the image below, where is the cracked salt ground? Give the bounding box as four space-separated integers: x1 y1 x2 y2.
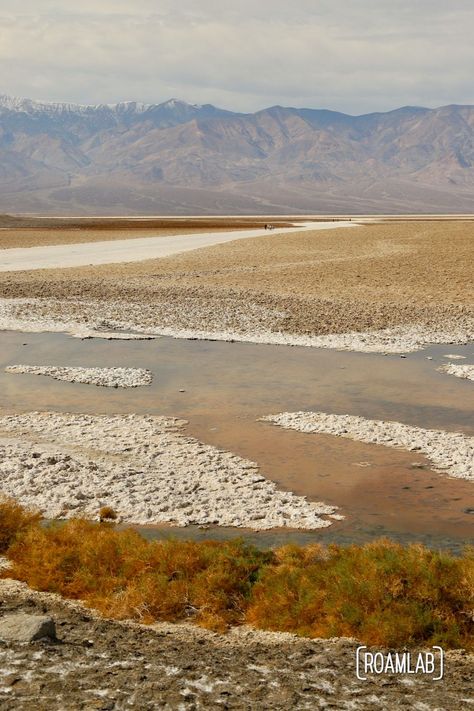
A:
0 412 339 528
1 296 474 353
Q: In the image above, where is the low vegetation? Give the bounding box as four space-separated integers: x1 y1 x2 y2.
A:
0 496 42 553
99 506 118 522
0 500 472 648
246 542 474 649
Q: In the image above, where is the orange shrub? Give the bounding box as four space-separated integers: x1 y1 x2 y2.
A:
0 496 41 553
5 520 271 630
2 502 472 648
99 506 118 522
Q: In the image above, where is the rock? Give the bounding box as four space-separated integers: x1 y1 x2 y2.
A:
0 614 56 642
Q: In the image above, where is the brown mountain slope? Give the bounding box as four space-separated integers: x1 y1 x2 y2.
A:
0 96 474 213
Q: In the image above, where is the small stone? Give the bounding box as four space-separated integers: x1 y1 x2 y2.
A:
0 614 56 642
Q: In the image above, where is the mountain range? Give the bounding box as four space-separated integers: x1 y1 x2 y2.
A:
1 94 474 214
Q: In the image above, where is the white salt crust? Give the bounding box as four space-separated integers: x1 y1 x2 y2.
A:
1 297 473 353
438 364 474 381
5 365 153 388
261 411 474 481
0 412 339 529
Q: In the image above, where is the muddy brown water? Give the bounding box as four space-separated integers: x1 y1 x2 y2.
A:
0 330 472 552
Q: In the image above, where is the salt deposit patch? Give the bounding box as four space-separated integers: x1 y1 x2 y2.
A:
0 412 338 529
1 297 473 353
5 365 153 388
438 364 474 382
261 412 474 481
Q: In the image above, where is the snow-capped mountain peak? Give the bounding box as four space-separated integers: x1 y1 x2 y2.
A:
0 94 207 117
0 94 155 115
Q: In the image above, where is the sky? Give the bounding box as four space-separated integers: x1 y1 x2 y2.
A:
0 1 473 114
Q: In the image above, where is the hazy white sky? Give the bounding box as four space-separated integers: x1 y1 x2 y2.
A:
1 1 473 113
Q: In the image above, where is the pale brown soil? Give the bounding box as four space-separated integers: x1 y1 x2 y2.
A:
0 579 472 710
0 221 472 337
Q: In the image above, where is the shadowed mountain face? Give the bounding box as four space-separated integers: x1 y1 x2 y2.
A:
1 95 474 214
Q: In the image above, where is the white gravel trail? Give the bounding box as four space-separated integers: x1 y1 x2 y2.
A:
0 222 356 272
262 411 474 481
5 365 153 388
0 412 339 529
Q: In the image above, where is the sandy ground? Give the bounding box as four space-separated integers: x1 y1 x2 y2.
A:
0 222 355 271
1 579 471 711
0 220 472 352
5 366 153 388
0 412 338 528
262 412 474 481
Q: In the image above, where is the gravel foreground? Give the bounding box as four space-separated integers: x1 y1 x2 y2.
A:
0 579 472 711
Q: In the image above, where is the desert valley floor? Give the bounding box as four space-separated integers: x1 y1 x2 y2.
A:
0 216 472 709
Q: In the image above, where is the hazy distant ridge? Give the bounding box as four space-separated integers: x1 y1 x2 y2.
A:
1 94 473 214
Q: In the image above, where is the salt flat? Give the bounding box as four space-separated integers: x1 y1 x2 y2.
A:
0 412 338 528
0 221 355 272
0 220 472 352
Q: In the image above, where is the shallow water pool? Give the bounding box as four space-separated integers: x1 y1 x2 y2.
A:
0 330 473 550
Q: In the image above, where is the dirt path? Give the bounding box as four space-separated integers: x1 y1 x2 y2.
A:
0 222 355 272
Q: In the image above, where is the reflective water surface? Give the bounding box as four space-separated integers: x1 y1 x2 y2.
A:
0 330 473 551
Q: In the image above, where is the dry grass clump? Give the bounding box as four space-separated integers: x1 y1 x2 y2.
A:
0 496 41 553
1 505 473 647
246 540 474 649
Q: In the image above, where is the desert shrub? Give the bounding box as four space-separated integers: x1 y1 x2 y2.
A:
5 520 271 630
0 496 41 553
246 539 474 649
2 504 473 648
99 506 118 522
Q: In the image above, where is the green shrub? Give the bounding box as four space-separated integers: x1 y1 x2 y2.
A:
246 539 474 649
